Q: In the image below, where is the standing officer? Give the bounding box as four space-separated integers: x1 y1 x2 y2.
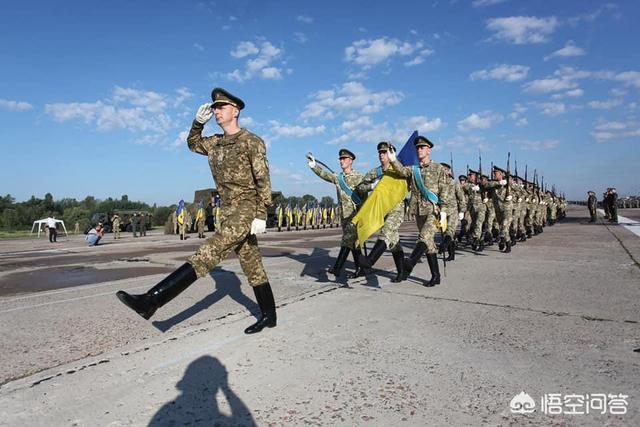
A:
587 191 597 222
307 149 365 278
117 87 276 335
356 142 406 282
388 136 452 286
111 213 121 240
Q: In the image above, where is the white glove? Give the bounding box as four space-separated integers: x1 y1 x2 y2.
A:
506 195 513 201
483 198 489 203
539 201 545 205
250 218 266 235
439 212 447 230
472 185 480 192
387 146 397 162
518 198 523 202
458 212 464 221
195 103 213 124
525 198 529 203
306 153 316 168
499 179 507 186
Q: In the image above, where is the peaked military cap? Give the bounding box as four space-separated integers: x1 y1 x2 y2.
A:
458 175 468 181
414 135 434 148
493 165 507 174
338 148 356 160
211 87 245 110
376 141 395 152
467 169 479 175
440 162 451 169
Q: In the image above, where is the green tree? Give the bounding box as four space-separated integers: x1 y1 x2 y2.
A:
320 196 335 206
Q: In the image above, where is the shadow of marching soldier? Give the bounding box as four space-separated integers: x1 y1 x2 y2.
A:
149 355 256 427
152 269 259 333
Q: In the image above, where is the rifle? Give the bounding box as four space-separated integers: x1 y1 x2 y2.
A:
450 152 454 177
506 152 511 198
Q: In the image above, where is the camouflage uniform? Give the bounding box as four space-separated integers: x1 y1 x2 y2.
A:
465 181 487 241
485 180 513 241
390 159 452 254
358 165 405 251
310 165 364 247
446 180 467 239
112 215 121 239
186 122 272 286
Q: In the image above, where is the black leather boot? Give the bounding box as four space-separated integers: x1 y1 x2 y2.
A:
390 248 404 283
244 282 277 334
446 239 456 261
498 238 505 251
402 241 427 280
504 240 512 253
348 247 368 278
328 247 350 276
359 240 387 269
424 253 440 287
116 262 198 320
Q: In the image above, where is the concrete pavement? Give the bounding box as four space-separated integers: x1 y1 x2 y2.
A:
0 206 638 426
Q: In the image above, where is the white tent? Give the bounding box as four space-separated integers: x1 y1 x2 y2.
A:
30 218 69 238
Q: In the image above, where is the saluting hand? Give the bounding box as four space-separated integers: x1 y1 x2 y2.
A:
306 152 316 168
195 103 214 124
387 146 397 162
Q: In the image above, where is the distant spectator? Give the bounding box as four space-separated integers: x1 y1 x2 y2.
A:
85 223 105 246
46 216 58 243
607 188 619 223
74 221 80 234
587 191 597 222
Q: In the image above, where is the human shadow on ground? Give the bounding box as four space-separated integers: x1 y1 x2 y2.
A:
149 356 256 427
263 246 351 286
152 269 259 332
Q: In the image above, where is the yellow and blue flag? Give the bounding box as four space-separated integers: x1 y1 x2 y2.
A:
351 131 418 246
176 199 185 225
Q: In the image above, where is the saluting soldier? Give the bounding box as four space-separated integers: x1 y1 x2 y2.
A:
356 142 407 282
307 149 366 278
117 87 277 335
387 136 452 287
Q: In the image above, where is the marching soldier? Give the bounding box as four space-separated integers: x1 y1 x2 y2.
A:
387 136 452 287
356 142 406 282
587 191 597 222
456 175 471 243
307 148 366 278
276 204 283 232
466 170 487 252
485 166 513 253
117 87 277 335
440 163 466 262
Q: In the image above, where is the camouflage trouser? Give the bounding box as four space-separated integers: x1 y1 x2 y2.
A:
471 203 487 240
495 203 513 240
341 215 358 248
188 206 268 286
416 212 439 254
197 220 205 236
445 207 458 238
463 211 472 234
548 205 557 221
524 206 532 229
113 227 120 239
379 202 404 251
514 205 524 233
485 205 495 235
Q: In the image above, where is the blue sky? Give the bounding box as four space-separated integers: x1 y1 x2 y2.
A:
1 0 639 205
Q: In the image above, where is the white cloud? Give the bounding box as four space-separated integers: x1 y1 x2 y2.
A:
610 88 627 97
300 81 404 120
588 99 623 109
590 119 639 142
193 43 204 52
296 15 313 24
470 64 530 82
551 88 584 99
404 49 434 67
268 121 326 139
112 86 167 113
523 78 577 94
486 16 559 44
614 71 640 89
403 115 443 133
536 102 566 116
345 37 428 69
595 121 626 131
293 32 307 44
172 130 189 147
544 40 586 61
226 40 284 81
457 111 503 131
0 98 33 111
230 41 260 58
515 139 560 150
473 0 508 7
